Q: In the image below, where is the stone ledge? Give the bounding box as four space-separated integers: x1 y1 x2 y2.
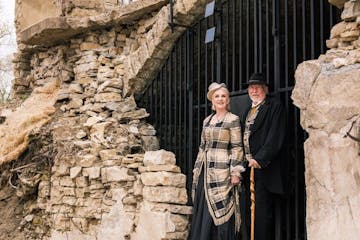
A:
19 0 168 45
328 0 348 9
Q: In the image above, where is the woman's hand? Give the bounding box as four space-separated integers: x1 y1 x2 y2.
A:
231 175 241 186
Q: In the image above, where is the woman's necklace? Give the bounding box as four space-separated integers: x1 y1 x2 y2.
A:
213 112 227 123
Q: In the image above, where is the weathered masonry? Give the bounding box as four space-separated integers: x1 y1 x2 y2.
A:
0 0 359 240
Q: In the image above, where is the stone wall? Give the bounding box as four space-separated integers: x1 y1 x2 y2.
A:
15 0 139 34
3 0 212 239
292 1 360 239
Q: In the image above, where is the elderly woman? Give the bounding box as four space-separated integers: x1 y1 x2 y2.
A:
189 82 245 240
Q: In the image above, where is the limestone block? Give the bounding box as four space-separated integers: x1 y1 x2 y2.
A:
83 167 101 179
77 154 99 167
101 166 136 183
63 187 76 196
99 149 123 161
138 164 181 173
69 83 83 93
70 166 82 179
142 201 192 215
98 188 134 240
60 177 76 187
90 122 112 144
71 218 89 233
38 181 50 198
133 178 143 196
75 187 89 198
74 62 99 74
169 214 188 232
143 150 176 166
94 92 122 103
164 231 189 240
75 177 88 187
341 0 360 21
141 135 160 151
143 186 187 204
122 154 144 163
133 208 167 240
141 172 186 187
74 206 102 219
305 131 360 240
291 60 321 110
50 228 96 240
80 42 102 51
139 123 156 136
65 98 83 109
84 116 104 127
62 196 77 206
326 38 339 48
53 164 70 176
113 108 149 121
300 66 360 133
112 96 137 113
76 130 87 139
56 89 70 101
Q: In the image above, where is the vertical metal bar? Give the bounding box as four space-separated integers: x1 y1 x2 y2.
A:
169 54 173 151
246 0 250 80
239 0 243 88
254 0 258 72
320 0 324 53
329 3 334 29
205 18 209 116
225 1 230 86
187 29 194 193
285 0 289 88
273 0 280 92
156 75 160 135
266 0 270 83
293 0 297 70
179 37 183 163
216 4 222 83
149 81 153 124
258 0 263 72
232 0 236 90
310 0 315 59
302 0 306 60
174 44 178 158
165 60 169 150
197 23 201 153
159 68 163 148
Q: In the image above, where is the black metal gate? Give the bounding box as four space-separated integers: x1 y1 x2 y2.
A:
139 1 341 239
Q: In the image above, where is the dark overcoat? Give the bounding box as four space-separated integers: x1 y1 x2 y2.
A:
240 95 285 194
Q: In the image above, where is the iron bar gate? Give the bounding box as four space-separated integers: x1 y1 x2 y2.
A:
139 0 341 239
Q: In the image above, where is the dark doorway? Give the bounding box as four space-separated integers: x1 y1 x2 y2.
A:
139 0 341 239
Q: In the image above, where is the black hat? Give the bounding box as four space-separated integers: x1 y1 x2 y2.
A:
247 72 268 86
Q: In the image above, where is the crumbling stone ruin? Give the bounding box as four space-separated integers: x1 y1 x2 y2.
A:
1 0 209 239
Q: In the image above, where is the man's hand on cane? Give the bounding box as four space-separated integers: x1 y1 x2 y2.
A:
248 158 261 169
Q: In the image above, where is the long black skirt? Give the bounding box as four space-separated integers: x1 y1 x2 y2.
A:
189 168 236 240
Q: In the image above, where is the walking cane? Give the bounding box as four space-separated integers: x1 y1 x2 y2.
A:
250 167 255 240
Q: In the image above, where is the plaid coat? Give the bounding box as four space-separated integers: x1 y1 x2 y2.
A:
192 112 245 226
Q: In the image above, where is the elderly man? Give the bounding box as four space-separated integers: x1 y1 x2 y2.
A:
240 72 285 240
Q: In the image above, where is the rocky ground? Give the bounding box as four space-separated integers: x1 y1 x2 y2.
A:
0 118 54 240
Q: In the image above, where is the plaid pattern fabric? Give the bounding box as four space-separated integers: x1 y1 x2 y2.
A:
192 112 245 226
